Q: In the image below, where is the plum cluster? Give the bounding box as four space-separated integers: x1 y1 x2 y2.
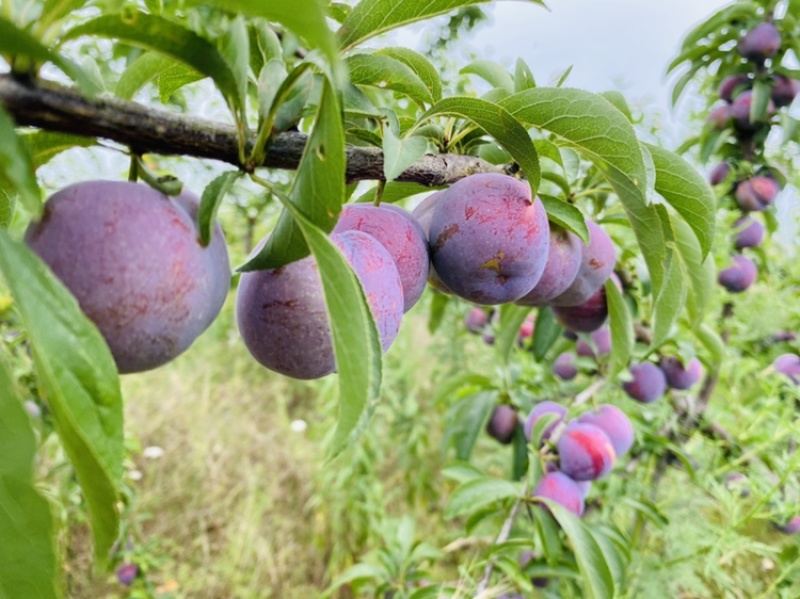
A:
25 181 231 374
705 20 797 294
622 356 703 403
236 202 428 379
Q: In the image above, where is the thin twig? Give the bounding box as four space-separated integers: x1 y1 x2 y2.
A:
475 496 525 595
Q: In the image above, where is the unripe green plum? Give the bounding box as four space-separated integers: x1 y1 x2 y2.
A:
428 174 550 305
25 181 230 374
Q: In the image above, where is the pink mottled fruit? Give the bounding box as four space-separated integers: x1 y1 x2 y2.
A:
25 181 230 374
516 228 582 306
428 174 550 305
334 203 429 312
486 404 519 444
236 231 403 379
718 255 757 293
532 471 585 517
116 563 138 586
557 422 616 481
623 362 667 403
576 404 634 456
550 221 616 307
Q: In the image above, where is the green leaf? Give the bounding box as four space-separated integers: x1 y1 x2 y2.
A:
621 497 669 528
514 58 536 92
0 352 58 599
62 12 242 114
419 96 541 195
446 477 522 519
542 500 615 599
383 130 429 181
219 14 250 121
750 79 772 124
651 245 685 350
39 0 91 30
461 59 515 93
200 0 340 78
606 277 633 377
199 171 240 246
500 89 666 294
257 59 290 121
375 47 442 103
116 51 172 99
0 232 123 565
697 323 725 372
157 61 204 103
445 391 496 461
599 90 633 122
643 143 715 258
241 78 345 270
339 0 491 50
531 306 561 361
354 181 436 204
497 304 531 364
673 217 714 328
266 188 381 461
538 194 589 244
19 131 96 170
347 53 434 106
0 188 14 228
0 15 94 93
0 106 41 216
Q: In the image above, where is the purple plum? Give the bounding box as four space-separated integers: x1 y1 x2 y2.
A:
730 90 775 131
116 563 138 586
732 216 765 249
428 174 550 304
25 181 230 374
553 352 578 381
532 471 585 517
623 362 667 403
236 231 403 379
486 404 519 444
465 307 490 334
773 353 800 384
412 190 452 294
516 228 582 306
518 316 535 347
707 105 732 130
576 327 611 359
772 75 800 107
524 400 567 443
334 203 429 312
718 255 757 293
709 162 731 186
735 176 780 212
738 22 781 62
719 74 752 103
576 404 634 456
552 283 609 333
550 221 616 307
659 356 703 390
776 516 800 534
557 422 616 481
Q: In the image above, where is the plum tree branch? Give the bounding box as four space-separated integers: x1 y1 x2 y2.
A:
0 74 504 185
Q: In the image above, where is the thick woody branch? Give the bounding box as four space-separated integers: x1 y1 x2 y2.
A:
0 74 503 185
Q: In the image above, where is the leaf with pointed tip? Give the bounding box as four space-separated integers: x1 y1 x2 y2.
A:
0 232 123 565
606 277 633 377
0 352 58 599
672 217 714 328
461 59 515 93
538 194 589 244
199 171 240 246
0 106 41 216
419 96 540 195
446 477 522 519
531 306 561 360
20 131 96 171
347 53 434 106
514 58 536 92
383 130 428 181
116 51 172 99
375 47 442 103
497 304 531 363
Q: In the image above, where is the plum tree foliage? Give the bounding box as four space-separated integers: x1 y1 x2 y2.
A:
0 0 798 597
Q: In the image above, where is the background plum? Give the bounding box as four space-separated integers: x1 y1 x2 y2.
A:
236 231 403 380
524 401 567 443
334 203 429 312
707 105 732 130
730 91 775 131
771 75 799 107
428 173 550 304
552 284 609 333
25 180 230 374
735 176 780 211
660 357 703 390
709 162 731 186
553 353 577 381
532 472 585 517
486 404 518 444
623 362 667 403
738 22 781 62
773 353 800 384
732 216 765 249
464 307 490 334
719 74 751 102
718 255 757 292
550 221 616 307
515 228 582 306
557 422 616 481
576 327 611 359
575 404 634 456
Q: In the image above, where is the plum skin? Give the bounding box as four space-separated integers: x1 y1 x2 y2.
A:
718 255 757 293
333 203 429 312
532 471 585 517
550 221 616 307
773 354 800 384
660 357 703 390
735 177 780 212
516 228 582 306
25 180 230 374
576 404 634 456
623 362 667 403
557 422 616 481
552 282 610 333
486 404 518 444
738 22 781 62
524 401 567 443
236 231 403 380
428 173 550 305
719 74 751 103
709 162 731 186
730 91 775 131
576 327 611 359
553 353 577 381
464 307 490 334
732 216 764 249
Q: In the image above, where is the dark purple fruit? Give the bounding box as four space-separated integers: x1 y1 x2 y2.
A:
659 356 703 390
706 105 732 130
25 181 230 374
719 74 752 103
732 216 765 249
550 221 616 307
730 91 775 131
623 362 667 403
516 228 582 306
552 283 609 333
718 255 757 293
486 404 518 444
576 327 611 359
709 162 731 186
738 22 781 63
772 75 800 107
